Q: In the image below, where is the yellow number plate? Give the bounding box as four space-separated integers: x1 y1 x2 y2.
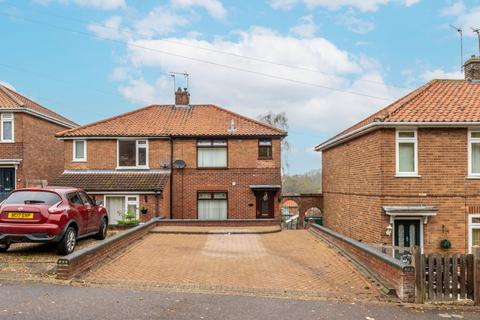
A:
7 212 34 219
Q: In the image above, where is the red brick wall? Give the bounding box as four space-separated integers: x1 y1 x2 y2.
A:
322 127 480 254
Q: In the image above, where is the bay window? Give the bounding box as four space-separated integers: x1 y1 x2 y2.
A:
469 131 480 177
198 192 227 220
396 130 417 176
197 139 227 168
1 113 13 142
118 140 148 168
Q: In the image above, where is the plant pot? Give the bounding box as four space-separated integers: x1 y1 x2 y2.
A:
440 239 451 249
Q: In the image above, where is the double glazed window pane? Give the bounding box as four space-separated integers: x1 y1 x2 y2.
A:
471 143 480 174
75 141 85 159
399 142 415 173
2 121 12 141
198 148 227 167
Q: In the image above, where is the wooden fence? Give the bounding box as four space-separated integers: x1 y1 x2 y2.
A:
413 247 480 304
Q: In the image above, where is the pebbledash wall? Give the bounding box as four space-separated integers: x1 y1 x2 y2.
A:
63 137 282 221
1 112 70 188
322 127 480 254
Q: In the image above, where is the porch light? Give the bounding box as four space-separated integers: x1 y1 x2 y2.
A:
385 224 393 236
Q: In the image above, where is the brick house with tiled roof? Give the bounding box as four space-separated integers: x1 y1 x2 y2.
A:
0 84 77 194
54 88 286 224
315 56 480 256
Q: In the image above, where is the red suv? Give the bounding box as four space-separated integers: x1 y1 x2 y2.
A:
0 187 108 255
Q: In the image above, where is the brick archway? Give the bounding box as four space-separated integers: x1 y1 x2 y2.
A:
280 193 323 227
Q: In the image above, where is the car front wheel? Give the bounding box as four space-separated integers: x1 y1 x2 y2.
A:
57 227 77 256
0 242 10 253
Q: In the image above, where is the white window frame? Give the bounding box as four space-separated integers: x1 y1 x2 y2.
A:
468 130 480 177
104 195 139 224
116 139 149 169
72 140 87 162
468 214 480 254
395 129 418 177
1 113 14 143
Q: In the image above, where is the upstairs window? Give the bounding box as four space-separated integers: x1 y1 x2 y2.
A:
469 131 480 176
197 139 227 168
1 113 13 142
118 140 148 168
258 138 273 159
73 140 87 161
396 130 417 176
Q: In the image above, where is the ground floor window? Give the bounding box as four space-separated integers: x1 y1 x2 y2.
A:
469 214 480 253
105 195 139 224
197 192 227 220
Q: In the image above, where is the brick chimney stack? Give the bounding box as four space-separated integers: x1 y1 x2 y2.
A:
464 55 480 80
175 87 190 106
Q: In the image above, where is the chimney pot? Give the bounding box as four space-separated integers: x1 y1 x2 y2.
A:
464 56 480 80
175 87 190 106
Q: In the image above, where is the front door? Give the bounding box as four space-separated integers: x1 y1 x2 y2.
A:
394 219 421 260
255 191 274 219
0 168 15 192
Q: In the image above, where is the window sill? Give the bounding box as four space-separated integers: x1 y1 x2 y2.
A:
116 167 150 170
394 174 421 178
196 167 228 170
0 141 14 144
466 176 480 179
258 157 273 160
72 159 87 163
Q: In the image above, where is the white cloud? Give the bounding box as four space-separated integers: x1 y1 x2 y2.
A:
35 0 125 10
88 16 132 41
117 27 403 134
421 69 463 81
171 0 227 19
336 9 375 34
289 15 318 38
270 0 419 12
269 0 299 10
134 6 189 38
0 80 16 91
441 2 480 37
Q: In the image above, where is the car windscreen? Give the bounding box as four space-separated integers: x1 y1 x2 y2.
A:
3 191 62 205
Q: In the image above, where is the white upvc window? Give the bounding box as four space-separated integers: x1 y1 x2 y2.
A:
117 140 149 169
1 113 14 142
104 195 139 225
468 214 480 254
468 130 480 177
73 140 87 162
396 130 418 176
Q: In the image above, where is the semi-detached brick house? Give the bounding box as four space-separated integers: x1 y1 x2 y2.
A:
54 89 286 225
0 84 77 193
315 56 480 256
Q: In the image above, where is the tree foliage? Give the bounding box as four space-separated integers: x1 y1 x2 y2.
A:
282 169 322 194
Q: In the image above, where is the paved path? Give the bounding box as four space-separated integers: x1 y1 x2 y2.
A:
84 230 382 301
0 281 478 320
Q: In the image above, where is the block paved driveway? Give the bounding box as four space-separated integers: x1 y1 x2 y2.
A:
84 230 384 301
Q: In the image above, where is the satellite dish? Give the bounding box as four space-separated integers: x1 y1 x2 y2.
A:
173 159 186 169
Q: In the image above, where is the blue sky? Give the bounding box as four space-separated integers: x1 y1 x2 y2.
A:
0 0 479 174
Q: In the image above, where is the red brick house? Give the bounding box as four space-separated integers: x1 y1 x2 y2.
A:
0 84 77 194
54 89 286 224
315 56 480 256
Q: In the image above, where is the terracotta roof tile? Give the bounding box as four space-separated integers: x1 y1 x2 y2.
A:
56 104 286 137
324 79 480 146
0 84 77 127
51 172 168 192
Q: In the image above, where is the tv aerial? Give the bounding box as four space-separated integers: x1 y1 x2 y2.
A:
450 25 463 71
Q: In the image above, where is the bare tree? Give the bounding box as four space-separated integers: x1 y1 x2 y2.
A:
258 111 290 174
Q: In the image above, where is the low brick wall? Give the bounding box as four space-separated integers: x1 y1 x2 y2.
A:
157 218 279 227
309 224 415 302
56 219 159 280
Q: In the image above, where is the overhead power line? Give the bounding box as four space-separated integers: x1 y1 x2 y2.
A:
0 9 397 103
0 0 409 90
